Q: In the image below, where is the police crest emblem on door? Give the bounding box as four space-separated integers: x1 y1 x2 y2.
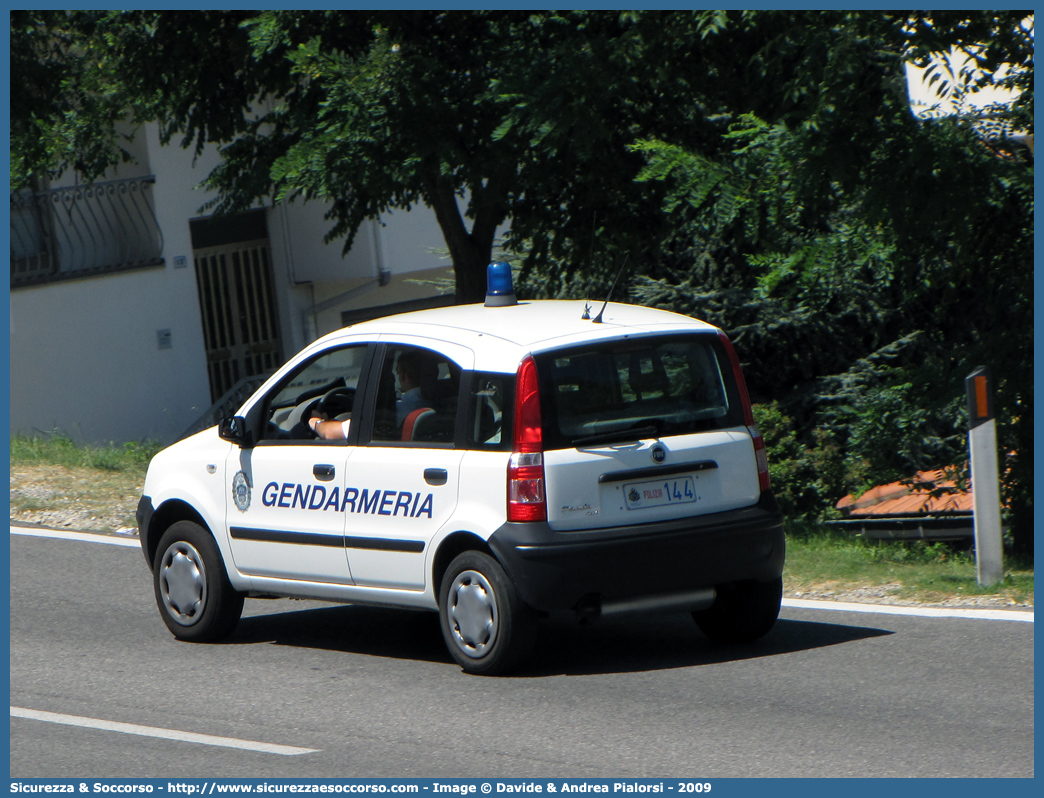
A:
232 471 251 512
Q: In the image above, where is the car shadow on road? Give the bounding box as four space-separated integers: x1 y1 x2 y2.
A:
228 601 893 676
523 614 893 677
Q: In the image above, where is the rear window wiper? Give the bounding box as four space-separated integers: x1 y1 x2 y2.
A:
572 425 659 447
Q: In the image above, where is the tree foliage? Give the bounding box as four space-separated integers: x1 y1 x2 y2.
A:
11 11 696 302
626 11 1033 552
10 11 135 191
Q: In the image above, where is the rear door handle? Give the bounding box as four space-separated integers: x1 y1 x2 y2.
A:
313 464 336 481
424 468 448 486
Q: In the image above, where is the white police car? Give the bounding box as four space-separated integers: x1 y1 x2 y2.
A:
138 264 784 674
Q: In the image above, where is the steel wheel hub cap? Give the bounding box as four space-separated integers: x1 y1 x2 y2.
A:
159 542 207 626
448 570 498 658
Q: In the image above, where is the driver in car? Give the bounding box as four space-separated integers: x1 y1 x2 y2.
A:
308 413 351 440
394 350 438 425
309 350 438 440
307 387 356 440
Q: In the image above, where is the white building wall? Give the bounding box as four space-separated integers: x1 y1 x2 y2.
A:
10 121 454 446
9 267 212 445
10 123 216 445
268 199 455 345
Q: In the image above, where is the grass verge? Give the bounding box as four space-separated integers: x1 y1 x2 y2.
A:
9 435 1034 606
10 433 163 534
785 529 1033 607
10 432 161 472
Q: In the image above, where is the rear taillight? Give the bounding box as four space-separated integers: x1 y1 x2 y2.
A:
508 356 547 522
748 424 771 492
718 331 771 492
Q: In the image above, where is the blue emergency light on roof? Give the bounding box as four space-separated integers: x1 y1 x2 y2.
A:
484 261 517 307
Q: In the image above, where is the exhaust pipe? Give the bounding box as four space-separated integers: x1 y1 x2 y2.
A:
575 588 717 625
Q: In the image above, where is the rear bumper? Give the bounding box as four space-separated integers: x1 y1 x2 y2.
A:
488 491 785 613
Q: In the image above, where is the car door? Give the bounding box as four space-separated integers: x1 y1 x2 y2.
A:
223 344 371 584
341 342 469 591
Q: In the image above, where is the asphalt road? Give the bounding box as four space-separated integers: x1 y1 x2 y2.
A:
9 530 1035 779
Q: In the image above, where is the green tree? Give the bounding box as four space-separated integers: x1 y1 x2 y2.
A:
11 10 693 302
10 10 134 191
627 11 1033 553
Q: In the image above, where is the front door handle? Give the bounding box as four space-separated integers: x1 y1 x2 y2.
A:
313 464 336 482
424 468 448 486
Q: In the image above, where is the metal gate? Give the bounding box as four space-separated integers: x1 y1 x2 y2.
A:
194 238 283 403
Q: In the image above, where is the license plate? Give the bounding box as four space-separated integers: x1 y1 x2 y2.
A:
624 477 697 510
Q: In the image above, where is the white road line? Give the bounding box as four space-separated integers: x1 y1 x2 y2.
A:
10 525 140 547
783 597 1033 622
10 707 318 755
13 525 1032 623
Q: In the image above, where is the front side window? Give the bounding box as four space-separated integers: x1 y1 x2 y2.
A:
533 334 741 449
259 345 368 442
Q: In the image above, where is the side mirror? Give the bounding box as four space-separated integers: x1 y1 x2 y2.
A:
218 416 253 447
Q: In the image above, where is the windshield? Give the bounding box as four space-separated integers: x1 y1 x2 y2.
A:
533 334 742 449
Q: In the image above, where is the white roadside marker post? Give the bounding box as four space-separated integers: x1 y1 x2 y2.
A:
965 366 1003 586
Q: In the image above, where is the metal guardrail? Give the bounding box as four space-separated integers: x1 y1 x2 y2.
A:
828 514 974 542
10 175 164 287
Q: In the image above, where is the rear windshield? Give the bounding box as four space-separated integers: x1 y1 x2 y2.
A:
533 334 743 449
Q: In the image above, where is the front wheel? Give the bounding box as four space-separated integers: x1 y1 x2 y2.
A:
438 551 536 675
153 521 244 642
693 577 782 644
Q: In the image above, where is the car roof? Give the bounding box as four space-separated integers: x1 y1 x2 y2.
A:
315 300 721 373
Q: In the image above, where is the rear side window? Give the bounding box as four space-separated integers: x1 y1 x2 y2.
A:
533 334 742 449
466 372 514 450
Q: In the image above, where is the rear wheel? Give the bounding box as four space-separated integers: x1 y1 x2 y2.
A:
693 577 782 643
438 551 536 675
153 521 244 642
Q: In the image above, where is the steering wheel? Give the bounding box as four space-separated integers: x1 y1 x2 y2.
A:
316 387 355 419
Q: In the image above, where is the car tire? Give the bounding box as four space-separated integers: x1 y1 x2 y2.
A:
692 577 782 644
438 551 536 675
153 521 244 642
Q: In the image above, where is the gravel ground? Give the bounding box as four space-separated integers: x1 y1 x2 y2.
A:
10 464 140 534
788 582 1033 610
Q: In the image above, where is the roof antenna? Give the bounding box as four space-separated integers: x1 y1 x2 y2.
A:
581 211 598 320
592 254 629 324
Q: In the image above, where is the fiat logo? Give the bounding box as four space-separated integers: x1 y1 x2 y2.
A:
650 444 666 464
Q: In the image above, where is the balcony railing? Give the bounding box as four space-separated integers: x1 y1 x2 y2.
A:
10 175 164 287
